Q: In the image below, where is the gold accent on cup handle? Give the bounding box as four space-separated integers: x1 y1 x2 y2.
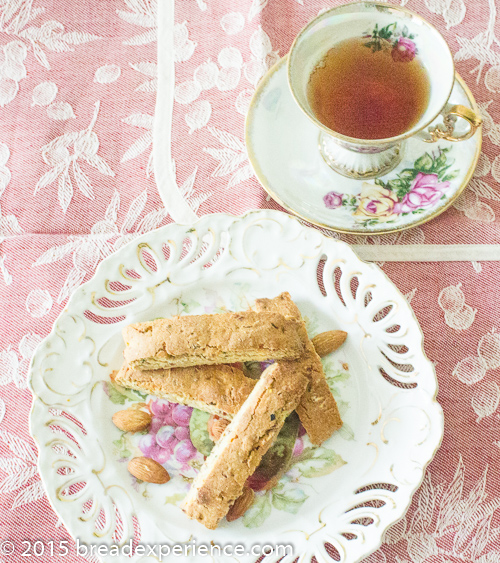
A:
424 104 482 143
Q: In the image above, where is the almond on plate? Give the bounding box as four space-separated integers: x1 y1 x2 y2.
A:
208 415 230 442
311 330 347 357
112 408 152 433
226 486 255 522
128 457 170 484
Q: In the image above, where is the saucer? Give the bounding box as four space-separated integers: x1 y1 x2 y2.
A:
245 56 481 235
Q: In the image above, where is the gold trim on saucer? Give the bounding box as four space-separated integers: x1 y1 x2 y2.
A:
245 56 482 236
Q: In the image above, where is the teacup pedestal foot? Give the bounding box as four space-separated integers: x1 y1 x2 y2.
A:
319 132 404 179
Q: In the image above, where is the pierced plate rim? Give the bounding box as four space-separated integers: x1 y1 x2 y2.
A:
28 209 444 563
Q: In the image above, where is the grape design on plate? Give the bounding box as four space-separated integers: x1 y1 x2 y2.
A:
139 399 199 468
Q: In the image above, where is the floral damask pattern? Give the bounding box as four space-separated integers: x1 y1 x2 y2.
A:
0 425 44 510
438 283 477 330
117 0 157 46
0 0 99 107
384 457 500 563
33 189 168 303
35 101 115 212
0 6 163 555
0 142 20 285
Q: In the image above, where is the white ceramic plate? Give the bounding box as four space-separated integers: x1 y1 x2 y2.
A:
246 57 481 235
29 210 443 563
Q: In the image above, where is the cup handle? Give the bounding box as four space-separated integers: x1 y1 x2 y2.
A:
421 104 482 143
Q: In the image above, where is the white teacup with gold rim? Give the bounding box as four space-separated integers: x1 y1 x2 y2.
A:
288 1 482 179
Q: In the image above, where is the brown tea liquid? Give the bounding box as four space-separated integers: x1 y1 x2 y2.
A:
306 37 430 139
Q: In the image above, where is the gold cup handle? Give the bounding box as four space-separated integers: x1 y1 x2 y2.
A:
423 104 482 143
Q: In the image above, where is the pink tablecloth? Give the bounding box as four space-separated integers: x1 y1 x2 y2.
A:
1 0 500 561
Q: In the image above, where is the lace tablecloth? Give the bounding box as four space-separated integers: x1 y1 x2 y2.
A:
1 0 500 561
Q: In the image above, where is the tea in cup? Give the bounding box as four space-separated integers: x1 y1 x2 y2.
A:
288 2 481 179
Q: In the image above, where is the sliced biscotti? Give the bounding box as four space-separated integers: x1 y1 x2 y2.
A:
122 311 304 370
114 364 256 419
254 292 343 445
181 362 309 530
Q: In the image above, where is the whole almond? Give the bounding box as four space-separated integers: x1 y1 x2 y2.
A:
311 330 347 357
128 457 170 484
112 408 152 433
208 415 230 442
226 486 255 522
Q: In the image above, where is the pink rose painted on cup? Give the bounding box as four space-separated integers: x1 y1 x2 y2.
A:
399 172 450 213
323 191 343 209
391 37 417 62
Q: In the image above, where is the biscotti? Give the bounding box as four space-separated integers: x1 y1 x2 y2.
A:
181 362 309 529
254 292 343 445
122 311 304 370
114 364 256 419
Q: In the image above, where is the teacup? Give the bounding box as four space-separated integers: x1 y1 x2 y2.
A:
288 1 482 179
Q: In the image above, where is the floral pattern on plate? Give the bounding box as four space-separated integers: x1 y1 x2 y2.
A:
106 345 351 527
323 147 459 227
30 210 443 561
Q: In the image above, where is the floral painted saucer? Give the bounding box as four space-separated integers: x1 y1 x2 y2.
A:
245 56 481 235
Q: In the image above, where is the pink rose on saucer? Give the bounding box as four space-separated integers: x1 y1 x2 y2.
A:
323 191 343 209
391 37 416 62
399 172 450 212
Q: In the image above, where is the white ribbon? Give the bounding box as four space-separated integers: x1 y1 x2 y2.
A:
154 0 198 223
352 244 500 261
